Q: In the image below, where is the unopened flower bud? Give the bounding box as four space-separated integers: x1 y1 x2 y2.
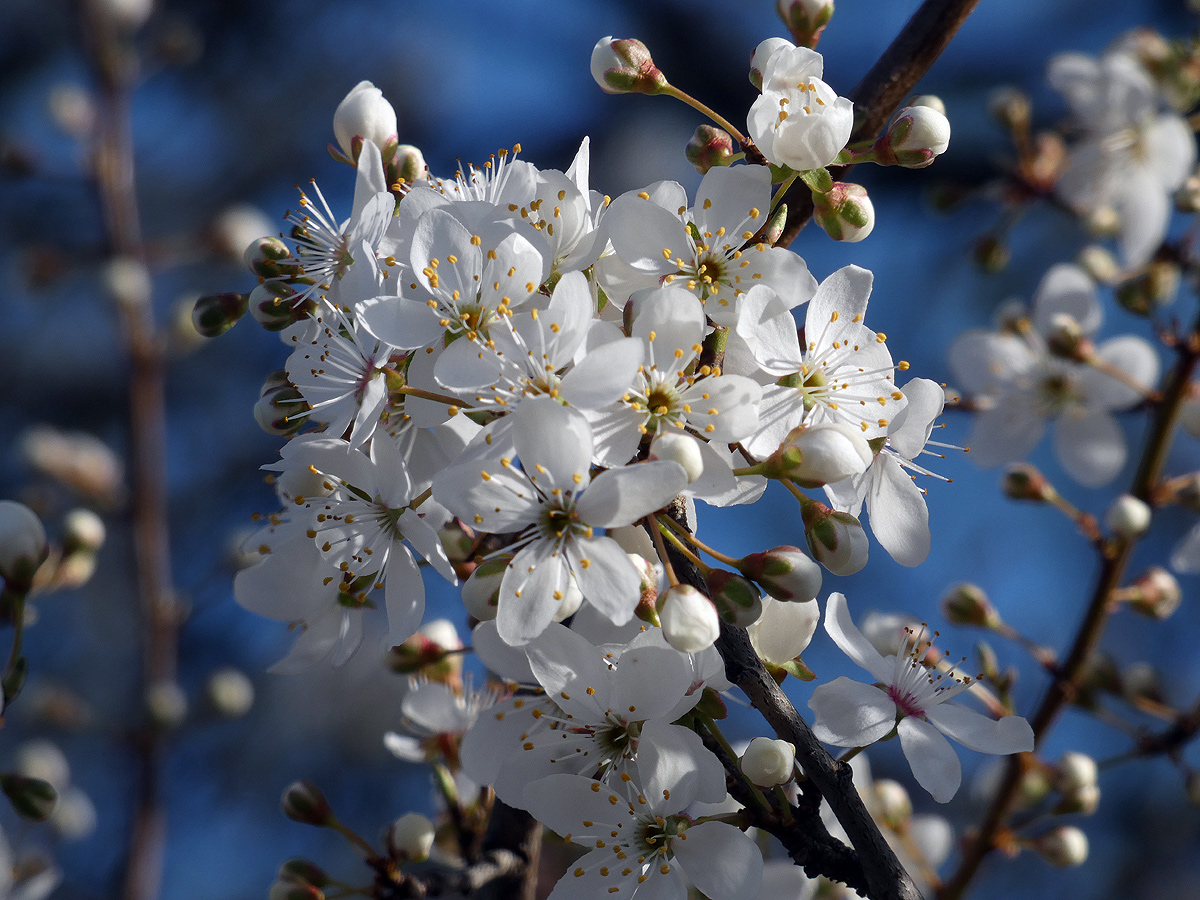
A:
882 105 951 168
1121 662 1164 704
102 256 152 309
249 282 314 331
462 555 509 621
974 234 1011 273
438 520 476 565
873 779 912 830
1033 825 1088 867
206 667 254 718
749 38 794 90
278 859 330 888
52 786 97 840
192 292 249 338
1123 566 1181 620
908 94 946 116
0 774 57 822
1077 245 1121 284
741 736 796 786
254 384 308 437
590 37 668 95
941 582 1000 629
632 553 660 626
1016 765 1052 808
145 680 187 730
659 584 720 653
386 812 435 862
392 144 426 186
764 423 873 486
1053 752 1098 795
1054 782 1100 816
1084 205 1120 237
14 741 69 794
812 182 874 242
245 237 294 278
1001 463 1055 502
685 125 734 174
1044 313 1090 360
1075 651 1121 700
802 502 868 575
739 545 822 603
649 432 704 483
1177 174 1200 212
0 502 48 590
62 508 105 554
748 595 820 666
777 0 834 48
281 780 334 827
987 86 1030 133
1116 260 1180 315
706 570 763 627
1105 494 1152 539
333 81 397 160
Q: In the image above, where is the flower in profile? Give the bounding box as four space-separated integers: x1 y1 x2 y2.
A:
809 594 1033 802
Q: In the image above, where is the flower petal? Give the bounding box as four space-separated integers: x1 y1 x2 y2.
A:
924 702 1034 755
823 593 891 683
808 677 896 747
897 716 962 803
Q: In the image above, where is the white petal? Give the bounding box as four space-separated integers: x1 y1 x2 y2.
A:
823 593 891 683
1172 521 1200 573
496 544 571 645
357 296 446 350
637 719 727 809
924 703 1034 755
865 455 930 567
576 461 688 528
612 648 693 722
808 677 897 747
513 399 594 493
1053 408 1125 487
1031 264 1102 337
559 337 643 409
673 821 764 900
383 546 425 646
897 716 961 803
1080 336 1159 411
566 536 641 625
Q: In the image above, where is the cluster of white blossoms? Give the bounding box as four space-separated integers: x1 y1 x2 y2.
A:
218 26 1046 900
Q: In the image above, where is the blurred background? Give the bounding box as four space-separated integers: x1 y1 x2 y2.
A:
2 0 1200 897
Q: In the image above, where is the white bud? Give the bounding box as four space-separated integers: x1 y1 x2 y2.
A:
1085 205 1120 237
741 736 796 786
873 779 913 829
462 562 505 621
649 432 704 483
1053 752 1098 794
771 423 873 486
387 812 435 861
52 786 97 841
48 84 96 138
1105 494 1151 539
206 667 255 718
750 38 794 90
333 81 398 159
747 595 819 665
888 105 951 160
659 585 720 653
1077 245 1121 284
212 205 275 263
590 37 666 95
418 619 462 652
102 256 152 309
908 94 946 116
145 680 187 730
63 508 106 553
1035 825 1088 866
15 740 70 794
0 501 48 585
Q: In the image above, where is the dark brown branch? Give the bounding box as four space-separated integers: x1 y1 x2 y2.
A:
473 799 541 900
778 0 983 247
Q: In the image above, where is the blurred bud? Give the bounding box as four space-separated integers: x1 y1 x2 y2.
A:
281 780 334 827
632 553 661 627
1104 494 1152 539
389 619 463 679
249 282 315 332
659 584 720 653
649 432 704 483
1001 463 1055 502
48 84 96 139
908 94 946 116
254 384 308 437
278 859 330 888
988 86 1030 132
333 81 398 160
206 667 255 718
1044 313 1090 361
741 736 796 786
462 555 509 621
52 786 97 841
14 740 69 794
1077 245 1120 284
802 502 868 575
438 519 476 566
706 570 763 627
685 125 735 174
212 205 274 263
1033 825 1088 867
1116 260 1180 315
1121 661 1164 704
941 582 1000 629
763 423 872 486
1053 752 1098 795
102 256 152 309
974 235 1010 273
881 105 951 168
1017 765 1052 808
386 812 435 862
62 509 105 555
777 0 833 49
1054 781 1100 817
749 37 794 90
739 545 822 603
27 682 91 730
0 502 48 590
21 425 124 506
1175 470 1200 508
0 774 57 822
873 779 913 830
1124 566 1182 620
245 237 294 278
192 292 249 338
146 680 187 730
269 878 323 900
590 37 668 95
88 0 153 30
1084 205 1120 237
812 182 874 242
1075 651 1121 701
391 144 426 187
1176 173 1200 212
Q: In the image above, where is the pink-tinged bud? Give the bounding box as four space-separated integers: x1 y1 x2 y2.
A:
254 384 308 437
244 236 294 279
1033 825 1088 867
0 774 57 822
658 584 720 652
1104 494 1151 539
632 554 661 626
801 502 868 575
763 423 873 486
249 282 315 332
739 545 822 602
812 182 875 242
0 502 48 591
462 555 510 621
741 736 796 786
1001 463 1056 502
649 432 704 483
749 38 794 90
940 582 1000 629
777 0 834 48
705 570 763 627
590 37 668 95
386 812 435 862
333 81 398 160
281 780 333 827
388 620 462 678
881 105 951 168
1123 566 1181 620
685 125 735 174
192 292 249 338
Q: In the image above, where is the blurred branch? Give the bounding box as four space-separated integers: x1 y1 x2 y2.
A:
779 0 982 247
78 6 181 900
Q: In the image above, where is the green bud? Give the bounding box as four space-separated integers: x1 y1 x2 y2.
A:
685 125 734 174
192 292 249 338
941 582 1000 628
278 859 330 888
281 780 333 827
244 237 294 278
590 38 668 95
249 282 315 332
706 570 763 627
0 773 57 821
1001 463 1055 502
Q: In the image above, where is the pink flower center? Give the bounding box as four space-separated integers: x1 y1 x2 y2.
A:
887 684 925 719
